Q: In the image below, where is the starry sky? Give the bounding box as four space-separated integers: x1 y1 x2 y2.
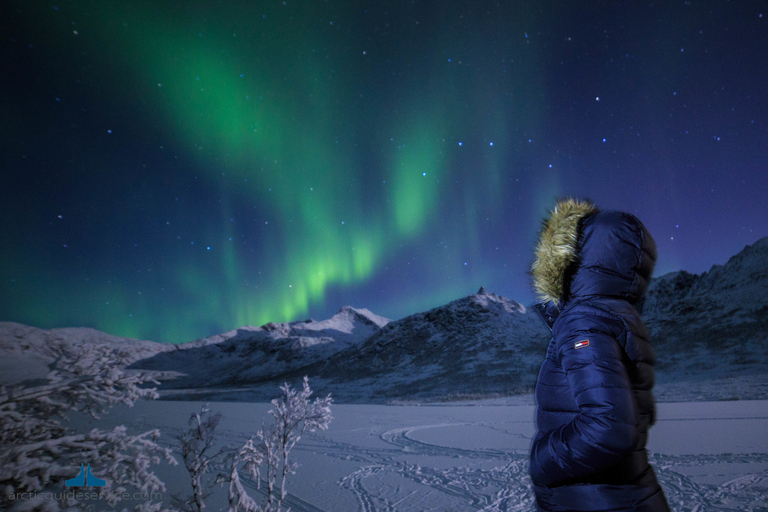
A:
1 1 766 343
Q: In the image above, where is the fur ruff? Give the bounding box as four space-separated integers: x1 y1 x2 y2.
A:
531 198 599 304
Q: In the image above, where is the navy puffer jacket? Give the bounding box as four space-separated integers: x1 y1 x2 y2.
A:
529 199 670 512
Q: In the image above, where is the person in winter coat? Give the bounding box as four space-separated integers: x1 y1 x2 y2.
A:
529 198 670 512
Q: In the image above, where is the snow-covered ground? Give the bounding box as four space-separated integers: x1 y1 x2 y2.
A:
80 396 768 512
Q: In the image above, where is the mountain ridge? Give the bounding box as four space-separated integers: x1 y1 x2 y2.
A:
2 235 767 402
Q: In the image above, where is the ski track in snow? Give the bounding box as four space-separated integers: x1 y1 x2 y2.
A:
652 453 768 512
281 425 768 511
329 425 768 512
109 401 768 512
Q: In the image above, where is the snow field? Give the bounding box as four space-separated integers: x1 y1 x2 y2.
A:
79 399 768 511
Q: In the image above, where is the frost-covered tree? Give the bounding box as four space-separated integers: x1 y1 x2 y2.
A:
195 377 332 512
0 342 177 511
221 437 263 512
177 405 227 512
266 376 332 509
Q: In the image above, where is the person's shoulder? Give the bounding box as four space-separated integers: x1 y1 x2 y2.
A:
555 299 625 336
558 298 620 320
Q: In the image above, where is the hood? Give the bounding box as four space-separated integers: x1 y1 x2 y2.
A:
531 198 657 306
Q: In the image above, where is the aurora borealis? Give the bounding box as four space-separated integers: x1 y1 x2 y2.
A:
2 2 767 343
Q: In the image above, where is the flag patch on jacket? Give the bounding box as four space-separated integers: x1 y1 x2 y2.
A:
574 339 590 349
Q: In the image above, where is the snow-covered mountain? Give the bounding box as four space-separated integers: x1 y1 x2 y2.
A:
643 236 768 383
309 288 549 402
128 306 389 393
139 288 549 402
2 236 766 402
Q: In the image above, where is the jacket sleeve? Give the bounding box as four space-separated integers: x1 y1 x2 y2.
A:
530 312 635 487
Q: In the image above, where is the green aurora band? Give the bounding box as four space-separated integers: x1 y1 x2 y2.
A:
6 2 552 342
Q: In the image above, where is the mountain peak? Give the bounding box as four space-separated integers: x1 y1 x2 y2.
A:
335 306 390 329
477 286 487 294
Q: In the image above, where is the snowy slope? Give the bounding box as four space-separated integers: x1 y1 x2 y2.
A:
0 322 172 385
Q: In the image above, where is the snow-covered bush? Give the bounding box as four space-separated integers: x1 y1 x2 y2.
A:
0 342 177 511
179 377 332 512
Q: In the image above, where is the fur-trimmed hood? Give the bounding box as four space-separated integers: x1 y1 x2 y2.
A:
532 198 657 306
531 199 599 304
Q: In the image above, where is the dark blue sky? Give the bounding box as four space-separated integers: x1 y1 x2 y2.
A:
1 1 766 343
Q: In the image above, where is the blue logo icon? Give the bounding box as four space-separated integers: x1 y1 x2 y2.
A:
65 463 106 487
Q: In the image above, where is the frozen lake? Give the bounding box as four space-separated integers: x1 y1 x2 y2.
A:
89 398 768 511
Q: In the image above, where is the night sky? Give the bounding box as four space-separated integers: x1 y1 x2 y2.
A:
2 1 766 343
